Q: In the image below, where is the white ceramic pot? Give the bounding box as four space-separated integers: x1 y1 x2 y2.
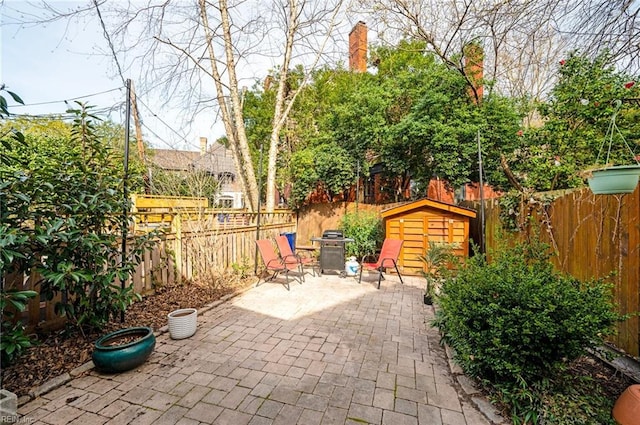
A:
167 308 198 340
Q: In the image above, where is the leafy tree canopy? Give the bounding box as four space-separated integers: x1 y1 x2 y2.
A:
276 40 522 204
1 116 147 192
507 51 640 191
289 142 355 208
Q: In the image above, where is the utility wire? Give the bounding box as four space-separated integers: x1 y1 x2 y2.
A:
10 87 122 108
135 96 195 148
133 93 208 166
8 104 123 120
92 0 126 86
139 120 207 169
140 121 188 152
8 80 197 159
136 92 204 159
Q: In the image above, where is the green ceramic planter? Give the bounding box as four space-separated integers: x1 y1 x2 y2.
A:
92 327 155 373
588 165 640 195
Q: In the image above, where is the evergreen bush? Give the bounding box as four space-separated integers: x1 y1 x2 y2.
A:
434 237 620 422
1 103 158 340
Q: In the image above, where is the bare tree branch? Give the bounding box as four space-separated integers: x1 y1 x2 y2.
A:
354 0 638 103
264 0 345 211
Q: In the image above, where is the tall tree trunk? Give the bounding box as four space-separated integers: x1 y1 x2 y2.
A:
265 0 299 212
218 0 260 211
198 0 259 211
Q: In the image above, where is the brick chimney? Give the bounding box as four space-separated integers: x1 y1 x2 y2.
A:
200 137 208 156
263 75 273 91
349 21 367 73
463 43 484 104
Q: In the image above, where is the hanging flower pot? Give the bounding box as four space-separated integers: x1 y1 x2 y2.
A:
92 327 155 373
585 100 640 195
168 308 198 339
587 165 640 194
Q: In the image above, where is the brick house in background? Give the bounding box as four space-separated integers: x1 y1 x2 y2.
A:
148 137 245 208
341 22 500 206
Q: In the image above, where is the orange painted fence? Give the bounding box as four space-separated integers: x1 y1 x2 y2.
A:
465 186 640 357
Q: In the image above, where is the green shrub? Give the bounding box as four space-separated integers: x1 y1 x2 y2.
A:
0 86 37 364
418 241 458 298
339 210 383 258
1 103 158 335
0 287 37 365
433 238 620 422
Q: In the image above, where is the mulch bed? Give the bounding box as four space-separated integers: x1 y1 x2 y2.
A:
568 354 636 400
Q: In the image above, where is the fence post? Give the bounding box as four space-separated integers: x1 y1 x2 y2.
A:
172 213 183 284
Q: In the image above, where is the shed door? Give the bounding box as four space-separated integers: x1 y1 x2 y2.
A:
398 218 425 275
387 215 467 276
426 217 467 258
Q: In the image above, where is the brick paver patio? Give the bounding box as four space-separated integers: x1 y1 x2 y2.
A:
18 272 503 424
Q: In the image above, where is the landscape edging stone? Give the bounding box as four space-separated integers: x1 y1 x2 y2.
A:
16 280 256 407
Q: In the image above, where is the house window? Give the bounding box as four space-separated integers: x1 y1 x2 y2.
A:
218 172 235 184
364 176 375 204
216 196 234 209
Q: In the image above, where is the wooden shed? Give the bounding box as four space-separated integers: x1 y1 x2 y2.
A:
382 198 477 275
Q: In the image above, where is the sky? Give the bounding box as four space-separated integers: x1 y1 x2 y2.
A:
0 1 242 151
2 3 130 127
1 1 365 152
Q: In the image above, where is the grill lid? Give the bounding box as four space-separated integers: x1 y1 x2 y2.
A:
322 229 344 239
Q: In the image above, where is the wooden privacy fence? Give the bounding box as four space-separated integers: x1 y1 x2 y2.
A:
466 187 640 357
4 210 295 332
295 201 408 246
173 214 296 284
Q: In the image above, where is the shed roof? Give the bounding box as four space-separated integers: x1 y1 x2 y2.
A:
381 198 477 219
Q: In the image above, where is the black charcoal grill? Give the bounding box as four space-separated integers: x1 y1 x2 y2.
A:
314 230 353 275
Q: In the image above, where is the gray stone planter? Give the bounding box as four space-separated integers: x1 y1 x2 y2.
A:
0 389 17 424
